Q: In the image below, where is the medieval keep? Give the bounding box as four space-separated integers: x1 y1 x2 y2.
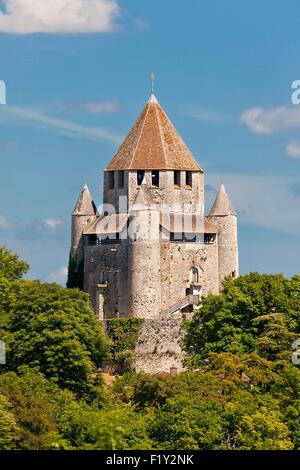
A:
69 91 238 371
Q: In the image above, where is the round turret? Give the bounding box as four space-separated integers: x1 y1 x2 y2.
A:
208 184 239 287
128 180 161 318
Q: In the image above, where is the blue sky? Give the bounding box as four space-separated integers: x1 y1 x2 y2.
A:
0 0 300 283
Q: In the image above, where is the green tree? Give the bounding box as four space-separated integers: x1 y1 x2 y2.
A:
57 403 153 450
66 255 83 290
0 368 81 449
185 273 300 364
0 394 19 450
0 245 29 281
106 318 144 373
1 280 109 397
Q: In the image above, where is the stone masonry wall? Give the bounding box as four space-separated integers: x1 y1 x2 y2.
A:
207 214 238 288
134 312 192 374
84 241 130 318
160 241 219 312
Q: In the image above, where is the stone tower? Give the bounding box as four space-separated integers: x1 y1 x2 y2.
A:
69 91 239 327
128 179 161 318
207 184 239 285
71 184 97 264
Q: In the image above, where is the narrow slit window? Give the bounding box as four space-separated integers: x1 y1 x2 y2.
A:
137 170 145 186
174 170 180 187
108 171 114 190
186 171 192 187
152 170 159 187
118 171 124 188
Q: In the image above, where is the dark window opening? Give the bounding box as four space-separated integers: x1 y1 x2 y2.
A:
170 232 198 243
118 171 124 188
137 170 145 186
231 270 237 278
204 233 216 244
174 170 180 187
101 233 121 245
87 235 100 246
152 170 159 187
108 171 114 189
86 233 121 246
186 171 192 187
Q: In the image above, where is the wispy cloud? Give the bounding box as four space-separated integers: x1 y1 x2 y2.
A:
0 215 13 230
78 100 121 114
0 0 120 34
180 105 230 124
43 218 63 229
286 141 300 159
206 173 300 236
0 141 19 154
1 105 123 145
240 105 300 135
49 266 68 285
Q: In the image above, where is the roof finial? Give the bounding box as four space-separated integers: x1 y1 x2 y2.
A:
151 72 156 95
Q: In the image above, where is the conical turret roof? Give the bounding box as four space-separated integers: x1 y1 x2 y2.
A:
130 178 156 211
106 94 202 172
209 184 236 216
72 184 97 216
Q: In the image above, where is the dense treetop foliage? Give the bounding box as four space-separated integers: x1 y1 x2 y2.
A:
185 273 300 364
0 246 300 450
0 246 109 399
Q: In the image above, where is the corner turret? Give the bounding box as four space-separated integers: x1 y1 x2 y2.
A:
208 184 239 288
71 184 97 259
68 185 97 289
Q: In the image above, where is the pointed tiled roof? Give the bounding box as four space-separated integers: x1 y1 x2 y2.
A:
72 184 97 216
209 184 236 216
106 94 202 171
130 179 156 211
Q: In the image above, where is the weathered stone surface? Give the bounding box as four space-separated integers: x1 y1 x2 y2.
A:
134 312 192 374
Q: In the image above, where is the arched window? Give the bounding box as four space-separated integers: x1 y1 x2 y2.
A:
190 267 199 284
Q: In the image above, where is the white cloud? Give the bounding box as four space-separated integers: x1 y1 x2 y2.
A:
286 141 300 159
43 218 63 229
0 0 120 34
206 173 300 236
180 105 229 124
0 215 12 229
82 100 120 114
1 105 123 145
49 266 68 284
240 105 300 135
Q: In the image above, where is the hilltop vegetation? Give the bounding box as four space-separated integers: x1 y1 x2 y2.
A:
0 246 300 450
